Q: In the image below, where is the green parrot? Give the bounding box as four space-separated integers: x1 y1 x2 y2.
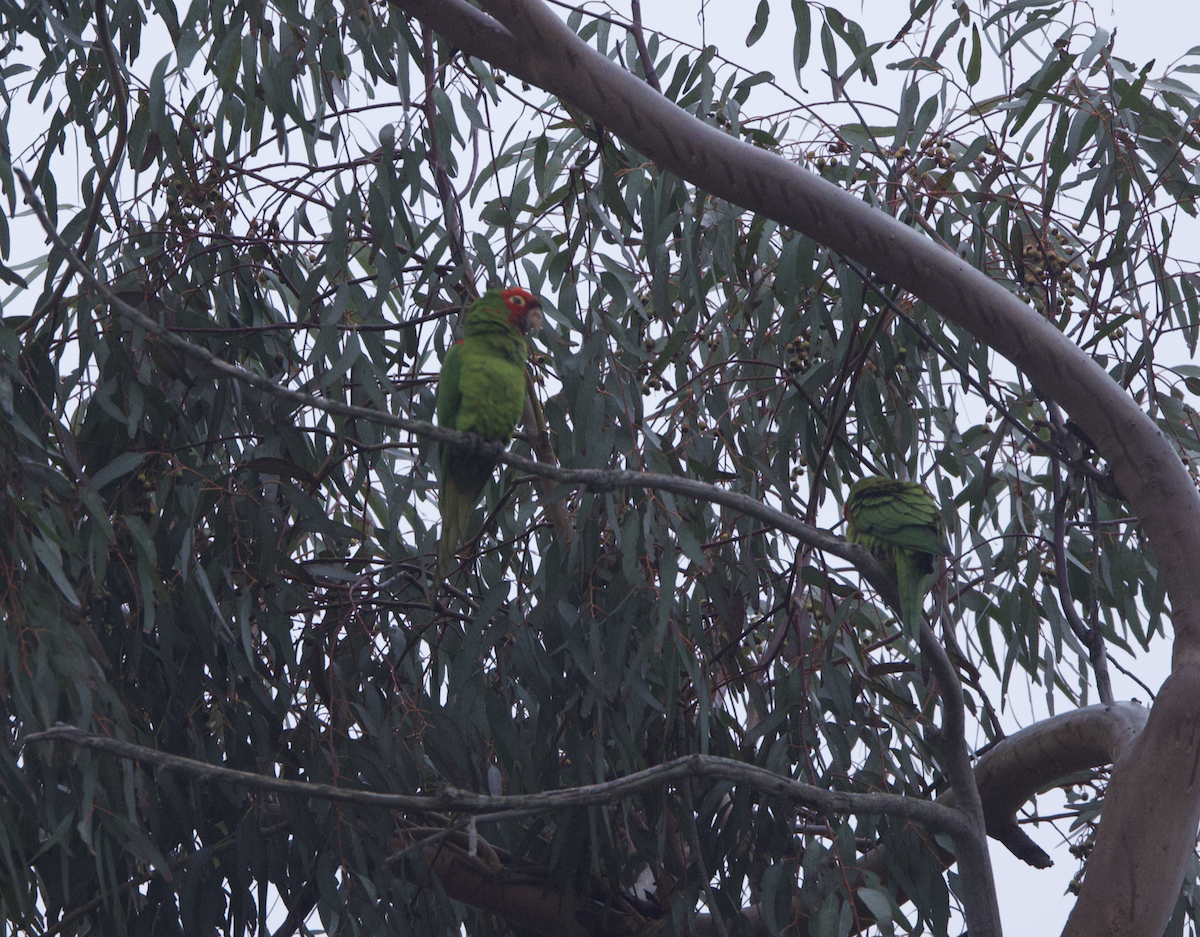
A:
843 476 951 636
435 286 543 580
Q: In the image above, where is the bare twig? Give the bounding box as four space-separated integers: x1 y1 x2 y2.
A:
918 615 1003 927
26 724 971 834
629 1 661 92
1049 403 1114 704
521 382 573 539
421 24 475 296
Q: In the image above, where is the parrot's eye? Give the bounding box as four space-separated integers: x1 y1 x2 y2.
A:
512 296 525 307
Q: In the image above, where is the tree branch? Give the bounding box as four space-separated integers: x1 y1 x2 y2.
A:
421 23 474 295
1049 430 1115 704
917 614 1001 930
629 1 661 92
965 701 1147 868
35 705 1154 937
27 724 971 834
1062 667 1200 937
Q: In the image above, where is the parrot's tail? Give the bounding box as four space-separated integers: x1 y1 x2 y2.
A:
436 483 467 582
894 549 927 638
435 446 498 584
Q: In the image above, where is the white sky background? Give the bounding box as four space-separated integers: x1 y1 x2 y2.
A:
628 2 1195 933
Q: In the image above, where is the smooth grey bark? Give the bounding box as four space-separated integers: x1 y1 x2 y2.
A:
1061 667 1200 937
393 2 1200 935
946 702 1149 867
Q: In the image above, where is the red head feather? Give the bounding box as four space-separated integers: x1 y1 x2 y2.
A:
500 287 542 334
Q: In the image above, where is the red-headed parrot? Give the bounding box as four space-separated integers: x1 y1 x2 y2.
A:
436 286 543 580
843 476 950 636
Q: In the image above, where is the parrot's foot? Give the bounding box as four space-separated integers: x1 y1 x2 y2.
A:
453 431 506 458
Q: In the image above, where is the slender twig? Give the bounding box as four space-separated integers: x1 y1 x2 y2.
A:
629 1 661 93
1049 403 1114 703
1106 654 1156 700
422 24 475 296
807 290 886 494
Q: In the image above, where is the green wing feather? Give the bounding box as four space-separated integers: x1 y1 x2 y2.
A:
844 477 950 635
435 340 472 579
436 341 463 431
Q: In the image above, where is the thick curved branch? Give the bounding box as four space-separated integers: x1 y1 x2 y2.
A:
946 701 1148 867
393 0 526 75
1062 666 1200 937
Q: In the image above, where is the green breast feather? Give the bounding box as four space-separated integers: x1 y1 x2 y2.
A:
435 287 543 582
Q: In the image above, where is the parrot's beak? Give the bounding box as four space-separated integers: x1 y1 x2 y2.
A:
523 301 544 335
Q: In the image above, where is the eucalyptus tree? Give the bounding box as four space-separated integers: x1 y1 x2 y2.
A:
1 0 1198 935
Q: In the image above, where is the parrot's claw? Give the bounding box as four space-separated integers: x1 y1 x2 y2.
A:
450 430 503 458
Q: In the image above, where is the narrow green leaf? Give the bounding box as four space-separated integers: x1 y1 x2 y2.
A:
858 885 894 923
91 452 148 491
746 0 770 47
967 23 982 85
889 0 936 46
32 536 79 607
792 0 811 74
820 22 838 88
